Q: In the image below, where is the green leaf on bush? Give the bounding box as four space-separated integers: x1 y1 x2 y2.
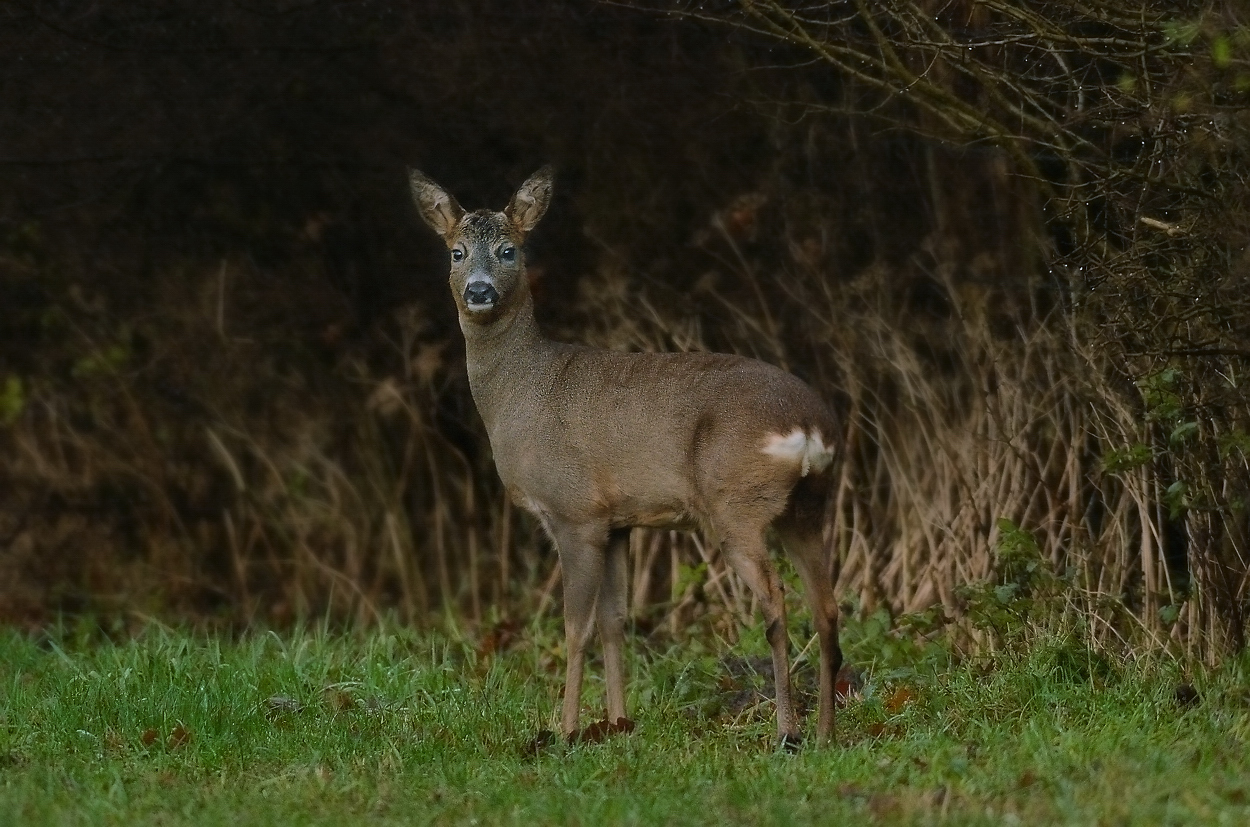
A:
1212 36 1232 68
1103 444 1152 474
1163 20 1201 45
1169 421 1199 445
672 561 707 602
1138 369 1184 424
1159 604 1181 626
1218 430 1250 459
1164 480 1190 518
0 375 24 426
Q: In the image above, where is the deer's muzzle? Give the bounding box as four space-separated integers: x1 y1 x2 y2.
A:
463 279 500 311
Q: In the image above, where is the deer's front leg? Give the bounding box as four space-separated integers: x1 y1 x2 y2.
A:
552 521 607 740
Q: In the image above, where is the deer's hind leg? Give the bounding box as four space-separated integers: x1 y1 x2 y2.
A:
721 524 801 748
598 528 630 724
776 477 841 744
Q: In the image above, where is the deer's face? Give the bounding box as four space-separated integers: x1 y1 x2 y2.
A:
409 166 553 324
444 212 526 319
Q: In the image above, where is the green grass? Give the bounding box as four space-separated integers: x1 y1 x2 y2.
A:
1 618 1249 825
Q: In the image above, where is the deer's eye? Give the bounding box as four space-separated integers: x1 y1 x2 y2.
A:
499 246 516 262
451 247 465 262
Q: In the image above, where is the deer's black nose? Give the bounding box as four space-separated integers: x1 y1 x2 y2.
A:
464 281 499 308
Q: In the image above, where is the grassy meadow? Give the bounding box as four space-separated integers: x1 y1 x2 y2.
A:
2 615 1248 826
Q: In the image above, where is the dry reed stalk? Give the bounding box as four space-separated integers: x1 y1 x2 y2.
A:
534 561 562 621
222 510 251 618
631 529 664 619
386 510 422 621
424 449 454 617
497 496 512 606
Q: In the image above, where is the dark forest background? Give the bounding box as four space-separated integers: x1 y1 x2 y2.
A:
2 1 1248 660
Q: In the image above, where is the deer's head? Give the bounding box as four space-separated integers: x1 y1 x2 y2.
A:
408 166 553 323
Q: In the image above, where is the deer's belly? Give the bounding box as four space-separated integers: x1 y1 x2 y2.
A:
512 488 698 533
609 500 699 531
500 454 700 532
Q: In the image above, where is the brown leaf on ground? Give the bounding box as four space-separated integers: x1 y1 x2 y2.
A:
885 686 915 713
569 717 636 745
479 619 522 658
168 725 192 749
835 665 865 706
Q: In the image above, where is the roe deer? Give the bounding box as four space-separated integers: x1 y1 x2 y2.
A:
408 166 842 749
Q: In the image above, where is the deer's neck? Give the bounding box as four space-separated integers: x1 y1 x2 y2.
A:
459 293 550 430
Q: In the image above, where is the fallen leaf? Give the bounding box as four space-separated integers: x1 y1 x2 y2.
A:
168 725 192 749
479 619 522 657
885 686 915 714
835 665 864 706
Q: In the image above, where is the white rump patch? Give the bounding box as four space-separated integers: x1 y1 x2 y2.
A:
761 428 834 476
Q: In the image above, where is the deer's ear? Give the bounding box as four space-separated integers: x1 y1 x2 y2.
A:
505 166 554 234
409 168 465 239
